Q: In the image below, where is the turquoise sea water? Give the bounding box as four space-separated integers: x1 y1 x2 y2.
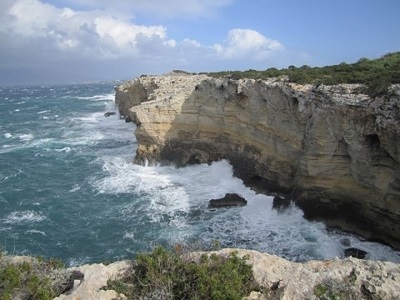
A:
0 83 399 266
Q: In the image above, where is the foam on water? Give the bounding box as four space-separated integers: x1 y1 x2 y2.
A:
18 133 34 141
3 211 46 224
0 83 399 265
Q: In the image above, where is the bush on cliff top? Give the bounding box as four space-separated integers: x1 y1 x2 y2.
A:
106 245 259 300
0 255 66 300
203 52 400 97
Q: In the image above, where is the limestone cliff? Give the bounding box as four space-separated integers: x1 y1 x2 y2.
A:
115 73 400 249
44 249 400 299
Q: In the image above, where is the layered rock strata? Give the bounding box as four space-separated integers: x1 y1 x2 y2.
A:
115 73 400 249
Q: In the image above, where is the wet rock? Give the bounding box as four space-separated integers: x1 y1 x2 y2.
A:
344 247 368 259
104 112 116 117
208 193 247 208
272 196 291 212
125 115 132 123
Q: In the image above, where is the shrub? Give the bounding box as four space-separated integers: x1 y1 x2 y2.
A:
0 256 67 300
106 246 259 300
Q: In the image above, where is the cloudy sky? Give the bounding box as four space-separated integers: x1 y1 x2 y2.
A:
1 0 399 85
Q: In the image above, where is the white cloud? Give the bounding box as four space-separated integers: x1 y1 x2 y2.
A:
214 29 284 60
0 0 301 84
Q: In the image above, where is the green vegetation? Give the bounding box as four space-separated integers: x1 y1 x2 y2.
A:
203 52 400 97
0 255 67 300
106 246 259 300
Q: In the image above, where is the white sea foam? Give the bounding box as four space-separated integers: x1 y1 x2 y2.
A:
19 133 34 141
26 229 46 236
91 157 400 262
4 133 12 138
77 93 115 101
54 147 72 153
123 232 135 240
69 184 81 192
3 211 46 224
37 110 50 114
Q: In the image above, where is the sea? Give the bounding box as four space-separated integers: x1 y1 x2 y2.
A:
0 82 399 267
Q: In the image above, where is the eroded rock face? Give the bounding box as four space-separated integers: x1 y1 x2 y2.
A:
115 74 400 249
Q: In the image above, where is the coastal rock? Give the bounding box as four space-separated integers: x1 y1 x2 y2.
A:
208 193 247 208
115 74 400 249
186 248 400 300
104 112 116 117
54 261 130 300
272 196 291 212
344 247 368 259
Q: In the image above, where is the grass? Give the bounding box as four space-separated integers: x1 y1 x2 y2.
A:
106 246 259 300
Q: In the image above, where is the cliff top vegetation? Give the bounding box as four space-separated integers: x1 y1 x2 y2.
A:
203 52 400 97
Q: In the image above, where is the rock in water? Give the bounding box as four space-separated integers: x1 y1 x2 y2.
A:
104 112 116 117
344 247 368 259
208 193 247 208
272 196 291 212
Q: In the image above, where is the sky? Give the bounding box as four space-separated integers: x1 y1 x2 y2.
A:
0 0 399 85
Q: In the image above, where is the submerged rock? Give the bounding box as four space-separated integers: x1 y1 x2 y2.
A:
208 193 247 208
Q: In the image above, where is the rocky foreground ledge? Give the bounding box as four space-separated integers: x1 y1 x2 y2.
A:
4 249 398 299
115 72 400 250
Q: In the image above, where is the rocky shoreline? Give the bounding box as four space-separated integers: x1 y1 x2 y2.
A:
115 72 400 250
3 248 399 299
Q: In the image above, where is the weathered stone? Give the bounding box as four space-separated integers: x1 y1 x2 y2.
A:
186 248 400 300
344 247 368 259
115 74 400 249
208 193 247 208
272 196 291 212
104 112 116 117
54 261 130 300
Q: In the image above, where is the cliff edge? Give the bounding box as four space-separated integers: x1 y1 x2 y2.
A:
115 73 400 249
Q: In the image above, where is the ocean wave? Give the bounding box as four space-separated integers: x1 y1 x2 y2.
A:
4 133 12 138
3 210 46 224
18 133 34 141
54 147 72 153
77 94 115 101
26 229 46 236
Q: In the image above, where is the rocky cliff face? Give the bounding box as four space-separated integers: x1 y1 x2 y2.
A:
115 73 400 249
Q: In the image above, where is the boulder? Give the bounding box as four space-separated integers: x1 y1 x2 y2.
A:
272 196 291 212
344 247 368 259
208 193 247 208
104 112 116 117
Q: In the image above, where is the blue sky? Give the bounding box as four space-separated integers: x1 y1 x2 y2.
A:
1 0 399 85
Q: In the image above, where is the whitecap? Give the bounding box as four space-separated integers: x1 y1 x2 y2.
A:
54 147 72 153
4 133 12 138
26 229 46 236
3 211 46 224
69 184 81 193
123 232 135 240
19 133 34 141
77 94 115 101
37 110 50 114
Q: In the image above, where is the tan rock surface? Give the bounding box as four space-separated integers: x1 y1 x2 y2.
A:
52 249 400 299
54 261 129 300
115 74 400 249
